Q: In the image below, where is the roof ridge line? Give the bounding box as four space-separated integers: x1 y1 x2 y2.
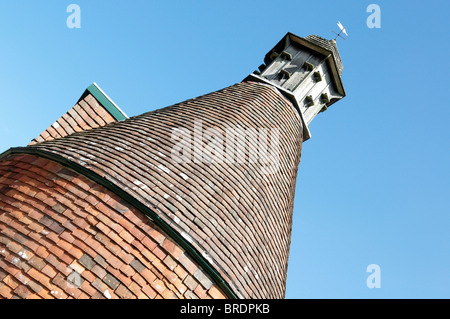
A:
85 83 129 121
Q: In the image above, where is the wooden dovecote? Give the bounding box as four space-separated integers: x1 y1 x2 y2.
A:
245 33 346 141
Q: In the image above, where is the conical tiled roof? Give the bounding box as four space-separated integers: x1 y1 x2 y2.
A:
24 81 303 298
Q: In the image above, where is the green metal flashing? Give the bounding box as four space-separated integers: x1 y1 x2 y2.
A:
86 83 128 121
0 147 238 299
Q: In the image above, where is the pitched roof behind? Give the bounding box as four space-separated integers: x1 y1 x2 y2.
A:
30 84 127 146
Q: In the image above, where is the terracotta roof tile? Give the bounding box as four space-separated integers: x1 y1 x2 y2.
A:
0 154 226 299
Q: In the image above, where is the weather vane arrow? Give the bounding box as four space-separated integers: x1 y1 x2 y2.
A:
332 21 348 41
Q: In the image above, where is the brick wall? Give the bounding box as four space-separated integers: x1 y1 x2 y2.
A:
0 154 225 299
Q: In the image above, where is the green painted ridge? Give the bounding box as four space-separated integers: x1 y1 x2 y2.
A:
86 83 128 121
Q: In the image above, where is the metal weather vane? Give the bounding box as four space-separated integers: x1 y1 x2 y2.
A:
332 21 348 41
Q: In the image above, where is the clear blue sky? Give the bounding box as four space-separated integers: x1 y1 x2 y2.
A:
0 0 448 299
